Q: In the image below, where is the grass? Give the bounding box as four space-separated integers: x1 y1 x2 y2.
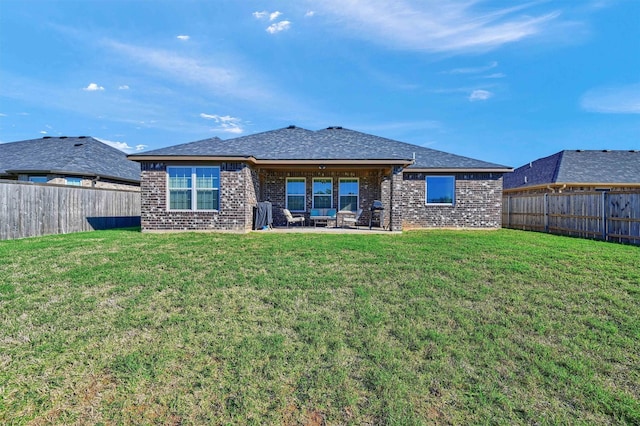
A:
0 228 638 425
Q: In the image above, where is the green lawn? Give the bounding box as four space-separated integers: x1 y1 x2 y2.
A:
0 229 638 425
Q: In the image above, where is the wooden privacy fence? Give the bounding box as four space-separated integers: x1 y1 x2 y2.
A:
503 191 640 245
0 180 141 240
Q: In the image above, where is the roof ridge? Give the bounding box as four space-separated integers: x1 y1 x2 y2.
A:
551 150 565 183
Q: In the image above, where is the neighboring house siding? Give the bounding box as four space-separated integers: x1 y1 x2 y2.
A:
140 162 251 232
17 174 139 191
401 172 503 229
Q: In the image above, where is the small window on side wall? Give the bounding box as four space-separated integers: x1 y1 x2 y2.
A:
426 176 455 205
167 166 220 211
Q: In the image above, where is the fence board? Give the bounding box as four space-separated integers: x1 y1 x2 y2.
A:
0 180 140 240
503 191 640 245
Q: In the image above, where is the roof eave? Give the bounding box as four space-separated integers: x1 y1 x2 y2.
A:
127 155 255 163
5 169 140 184
127 155 413 167
407 167 513 173
503 182 640 193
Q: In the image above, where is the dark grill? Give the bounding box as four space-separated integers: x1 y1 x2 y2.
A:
369 200 385 229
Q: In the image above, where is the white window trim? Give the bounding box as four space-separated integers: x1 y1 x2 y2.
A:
312 177 333 209
167 166 220 211
425 175 456 206
338 177 359 211
286 177 306 212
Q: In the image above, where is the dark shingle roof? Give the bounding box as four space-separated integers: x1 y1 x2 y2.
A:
132 126 510 170
504 150 640 189
0 136 141 182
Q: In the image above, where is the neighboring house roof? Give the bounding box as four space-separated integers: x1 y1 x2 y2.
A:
504 150 640 189
0 136 141 183
129 126 511 171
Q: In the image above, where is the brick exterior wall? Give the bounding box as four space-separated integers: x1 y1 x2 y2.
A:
400 172 504 229
389 167 404 231
260 169 385 227
139 162 253 232
138 162 505 232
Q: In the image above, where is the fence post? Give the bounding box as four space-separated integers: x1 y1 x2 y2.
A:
544 193 549 233
507 195 511 228
602 191 607 241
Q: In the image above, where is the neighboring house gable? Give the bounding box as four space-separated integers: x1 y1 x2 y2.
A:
129 126 512 232
504 150 640 193
0 136 141 190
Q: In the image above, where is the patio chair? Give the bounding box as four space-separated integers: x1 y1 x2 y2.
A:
283 208 305 227
342 209 363 228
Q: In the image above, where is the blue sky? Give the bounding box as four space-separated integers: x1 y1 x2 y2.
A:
1 0 638 167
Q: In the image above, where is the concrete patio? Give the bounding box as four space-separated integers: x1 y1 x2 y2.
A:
255 226 399 234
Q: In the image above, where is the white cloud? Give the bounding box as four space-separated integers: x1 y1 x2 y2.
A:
581 83 640 114
118 85 130 90
200 113 245 134
97 138 136 153
469 90 493 101
446 61 498 75
266 21 291 34
40 130 47 134
482 73 506 79
176 35 190 41
314 1 564 53
269 11 282 21
83 83 104 91
0 113 6 117
135 144 148 151
254 10 283 21
305 11 316 17
103 40 270 102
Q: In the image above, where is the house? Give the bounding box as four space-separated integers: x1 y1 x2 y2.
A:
503 149 640 194
0 136 141 191
502 150 640 244
127 126 512 232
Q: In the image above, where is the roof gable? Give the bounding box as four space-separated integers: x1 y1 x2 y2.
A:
0 136 141 182
132 126 510 170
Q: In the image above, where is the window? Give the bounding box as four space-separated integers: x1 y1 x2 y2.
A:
28 176 47 183
168 166 220 211
66 177 82 186
313 178 332 209
339 178 359 211
426 176 455 205
286 178 306 212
